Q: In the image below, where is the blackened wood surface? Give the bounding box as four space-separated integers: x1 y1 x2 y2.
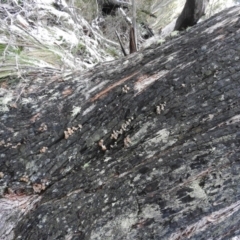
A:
1 6 240 240
98 0 130 15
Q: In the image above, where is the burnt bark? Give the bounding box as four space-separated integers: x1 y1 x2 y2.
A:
140 22 154 39
174 0 209 31
129 26 137 53
1 6 240 240
98 0 130 15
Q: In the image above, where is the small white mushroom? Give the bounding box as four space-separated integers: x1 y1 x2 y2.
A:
98 139 107 151
124 135 132 148
117 129 123 135
122 84 130 93
121 123 127 131
110 130 118 140
40 146 48 153
156 106 161 115
156 102 166 115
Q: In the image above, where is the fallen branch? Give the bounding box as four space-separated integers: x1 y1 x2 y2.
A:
115 30 127 56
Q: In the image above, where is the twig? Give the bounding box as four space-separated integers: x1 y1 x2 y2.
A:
119 7 132 25
115 30 127 56
132 0 137 50
141 9 157 18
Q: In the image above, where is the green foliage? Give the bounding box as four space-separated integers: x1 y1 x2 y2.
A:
205 0 231 18
106 47 119 57
170 31 179 37
74 0 97 21
14 46 24 55
0 43 7 53
72 42 86 55
77 42 86 52
136 0 154 22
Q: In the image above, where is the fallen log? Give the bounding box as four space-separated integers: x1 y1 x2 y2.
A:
1 5 240 240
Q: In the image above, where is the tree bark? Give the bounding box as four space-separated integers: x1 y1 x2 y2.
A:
174 0 209 31
132 0 137 50
129 26 137 53
1 6 240 240
98 0 130 15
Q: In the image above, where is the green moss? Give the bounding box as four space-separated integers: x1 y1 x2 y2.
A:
170 31 179 37
82 161 91 169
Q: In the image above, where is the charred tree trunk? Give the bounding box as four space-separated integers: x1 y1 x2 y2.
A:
98 0 130 15
174 0 209 31
1 6 240 240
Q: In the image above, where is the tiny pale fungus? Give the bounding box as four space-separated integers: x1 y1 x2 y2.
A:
98 139 107 151
124 135 132 148
40 146 48 153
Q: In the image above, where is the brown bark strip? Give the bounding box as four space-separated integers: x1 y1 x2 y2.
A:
90 71 140 102
129 26 137 54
